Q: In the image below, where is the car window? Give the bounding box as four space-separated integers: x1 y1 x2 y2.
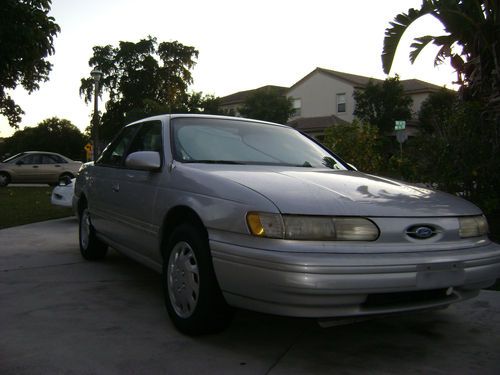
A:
40 155 59 164
172 118 347 170
48 154 67 163
2 153 25 163
97 125 138 167
21 154 42 164
126 121 163 155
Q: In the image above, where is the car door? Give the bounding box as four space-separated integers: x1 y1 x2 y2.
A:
38 154 65 183
11 154 44 182
87 125 139 242
107 120 164 260
88 121 163 260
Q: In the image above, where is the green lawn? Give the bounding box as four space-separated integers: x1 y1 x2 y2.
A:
0 186 73 229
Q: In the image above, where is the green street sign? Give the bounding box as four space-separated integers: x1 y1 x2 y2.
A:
394 120 406 130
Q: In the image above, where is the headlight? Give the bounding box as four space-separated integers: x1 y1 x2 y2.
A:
246 212 284 238
246 212 379 241
459 215 489 238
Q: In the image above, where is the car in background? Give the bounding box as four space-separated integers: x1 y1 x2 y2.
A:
0 151 82 187
51 178 75 209
74 114 500 335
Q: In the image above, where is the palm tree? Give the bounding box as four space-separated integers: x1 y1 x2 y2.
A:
382 0 500 112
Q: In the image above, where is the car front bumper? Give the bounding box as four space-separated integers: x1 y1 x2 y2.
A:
210 232 500 318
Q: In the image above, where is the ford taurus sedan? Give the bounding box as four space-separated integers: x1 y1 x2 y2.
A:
74 114 500 335
0 151 82 187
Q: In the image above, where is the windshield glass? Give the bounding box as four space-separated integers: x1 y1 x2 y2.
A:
172 118 347 170
2 153 24 163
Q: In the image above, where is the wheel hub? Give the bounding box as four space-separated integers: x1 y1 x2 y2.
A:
167 241 200 318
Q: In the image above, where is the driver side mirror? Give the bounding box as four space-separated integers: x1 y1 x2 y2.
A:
125 151 161 171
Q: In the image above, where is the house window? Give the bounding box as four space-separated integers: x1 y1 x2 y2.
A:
292 98 301 117
336 93 346 113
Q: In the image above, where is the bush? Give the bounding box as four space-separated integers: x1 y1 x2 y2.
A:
323 120 384 173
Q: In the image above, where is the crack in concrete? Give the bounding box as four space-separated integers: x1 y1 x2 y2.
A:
265 326 310 374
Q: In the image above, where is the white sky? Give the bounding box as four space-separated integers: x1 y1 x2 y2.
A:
0 0 457 138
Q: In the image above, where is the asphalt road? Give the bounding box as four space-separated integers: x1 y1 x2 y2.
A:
1 218 499 374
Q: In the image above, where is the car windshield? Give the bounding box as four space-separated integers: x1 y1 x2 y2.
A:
171 118 347 170
2 153 24 163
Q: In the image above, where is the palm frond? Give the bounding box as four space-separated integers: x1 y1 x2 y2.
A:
409 36 435 64
382 1 435 74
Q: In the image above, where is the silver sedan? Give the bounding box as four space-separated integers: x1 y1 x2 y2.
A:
74 114 500 335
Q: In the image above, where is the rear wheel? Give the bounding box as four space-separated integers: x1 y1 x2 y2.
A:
79 207 108 260
0 172 10 187
163 223 233 335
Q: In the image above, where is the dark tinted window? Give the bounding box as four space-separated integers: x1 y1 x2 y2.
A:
97 125 138 167
47 154 66 163
21 154 43 164
126 121 162 155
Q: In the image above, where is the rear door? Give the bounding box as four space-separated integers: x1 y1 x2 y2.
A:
38 154 65 183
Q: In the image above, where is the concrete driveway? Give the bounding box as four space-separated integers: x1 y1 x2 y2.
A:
1 218 499 374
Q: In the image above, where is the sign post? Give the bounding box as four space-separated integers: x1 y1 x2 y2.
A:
394 121 407 158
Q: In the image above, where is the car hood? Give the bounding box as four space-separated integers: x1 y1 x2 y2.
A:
187 165 481 217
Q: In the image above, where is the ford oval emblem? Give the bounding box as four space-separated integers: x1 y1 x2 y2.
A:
415 227 433 238
406 225 437 239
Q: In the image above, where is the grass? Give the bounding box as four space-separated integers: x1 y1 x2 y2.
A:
0 186 73 229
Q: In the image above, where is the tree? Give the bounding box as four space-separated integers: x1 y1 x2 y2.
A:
418 87 457 135
0 0 60 128
407 99 499 210
353 76 413 134
382 1 500 212
382 0 500 111
239 87 294 124
1 117 87 161
323 120 383 173
80 37 214 142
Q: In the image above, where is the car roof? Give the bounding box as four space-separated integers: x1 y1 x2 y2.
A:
125 114 291 129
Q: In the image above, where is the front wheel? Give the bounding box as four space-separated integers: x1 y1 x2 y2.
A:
163 224 233 335
0 172 10 187
79 207 108 260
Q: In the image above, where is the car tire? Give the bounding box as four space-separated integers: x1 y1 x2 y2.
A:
163 223 233 335
79 207 108 260
0 172 10 187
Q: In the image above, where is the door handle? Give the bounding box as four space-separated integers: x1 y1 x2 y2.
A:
32 165 39 168
112 183 120 192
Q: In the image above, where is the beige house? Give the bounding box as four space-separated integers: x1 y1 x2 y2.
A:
287 67 444 136
219 67 446 137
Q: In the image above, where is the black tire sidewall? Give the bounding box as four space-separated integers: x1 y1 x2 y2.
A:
0 173 10 187
79 207 107 260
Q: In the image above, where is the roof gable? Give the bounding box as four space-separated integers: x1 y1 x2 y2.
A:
288 67 448 94
220 85 288 106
